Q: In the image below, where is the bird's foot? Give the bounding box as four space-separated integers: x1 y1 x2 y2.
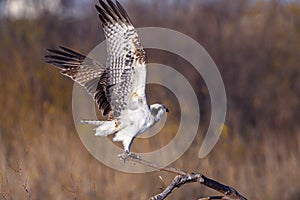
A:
118 151 140 162
118 151 130 162
128 152 141 159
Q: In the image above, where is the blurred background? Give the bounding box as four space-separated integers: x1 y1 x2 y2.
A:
0 0 300 199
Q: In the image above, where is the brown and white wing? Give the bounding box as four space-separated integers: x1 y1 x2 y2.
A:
96 0 147 117
45 47 112 116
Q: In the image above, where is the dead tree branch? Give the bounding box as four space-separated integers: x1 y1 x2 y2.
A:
124 154 247 200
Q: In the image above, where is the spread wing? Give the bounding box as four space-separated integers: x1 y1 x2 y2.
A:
96 0 147 117
45 47 112 116
45 0 147 119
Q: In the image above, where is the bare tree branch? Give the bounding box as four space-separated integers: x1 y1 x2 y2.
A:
123 154 247 200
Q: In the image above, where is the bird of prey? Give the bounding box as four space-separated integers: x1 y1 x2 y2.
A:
45 0 168 154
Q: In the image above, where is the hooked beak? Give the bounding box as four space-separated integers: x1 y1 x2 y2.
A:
165 106 169 113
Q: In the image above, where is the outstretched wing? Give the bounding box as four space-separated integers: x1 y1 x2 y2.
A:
96 0 147 117
45 47 112 117
45 0 147 119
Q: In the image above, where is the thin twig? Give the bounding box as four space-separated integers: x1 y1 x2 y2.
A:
8 151 32 200
0 175 10 200
64 164 79 200
198 196 228 200
124 154 187 176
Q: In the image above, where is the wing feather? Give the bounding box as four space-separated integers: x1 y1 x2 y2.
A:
96 0 147 117
45 1 147 119
45 47 112 117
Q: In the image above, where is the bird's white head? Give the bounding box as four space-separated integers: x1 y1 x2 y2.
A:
150 103 169 122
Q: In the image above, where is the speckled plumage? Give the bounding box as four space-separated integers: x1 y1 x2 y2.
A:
45 0 168 152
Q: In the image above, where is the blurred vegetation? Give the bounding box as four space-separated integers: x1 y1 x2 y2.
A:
0 0 300 199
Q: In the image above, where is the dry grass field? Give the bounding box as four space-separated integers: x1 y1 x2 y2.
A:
0 0 300 199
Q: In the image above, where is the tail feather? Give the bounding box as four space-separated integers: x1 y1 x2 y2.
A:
81 119 121 137
81 119 135 151
81 120 104 126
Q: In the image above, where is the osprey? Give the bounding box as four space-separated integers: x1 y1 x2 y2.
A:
45 0 168 153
